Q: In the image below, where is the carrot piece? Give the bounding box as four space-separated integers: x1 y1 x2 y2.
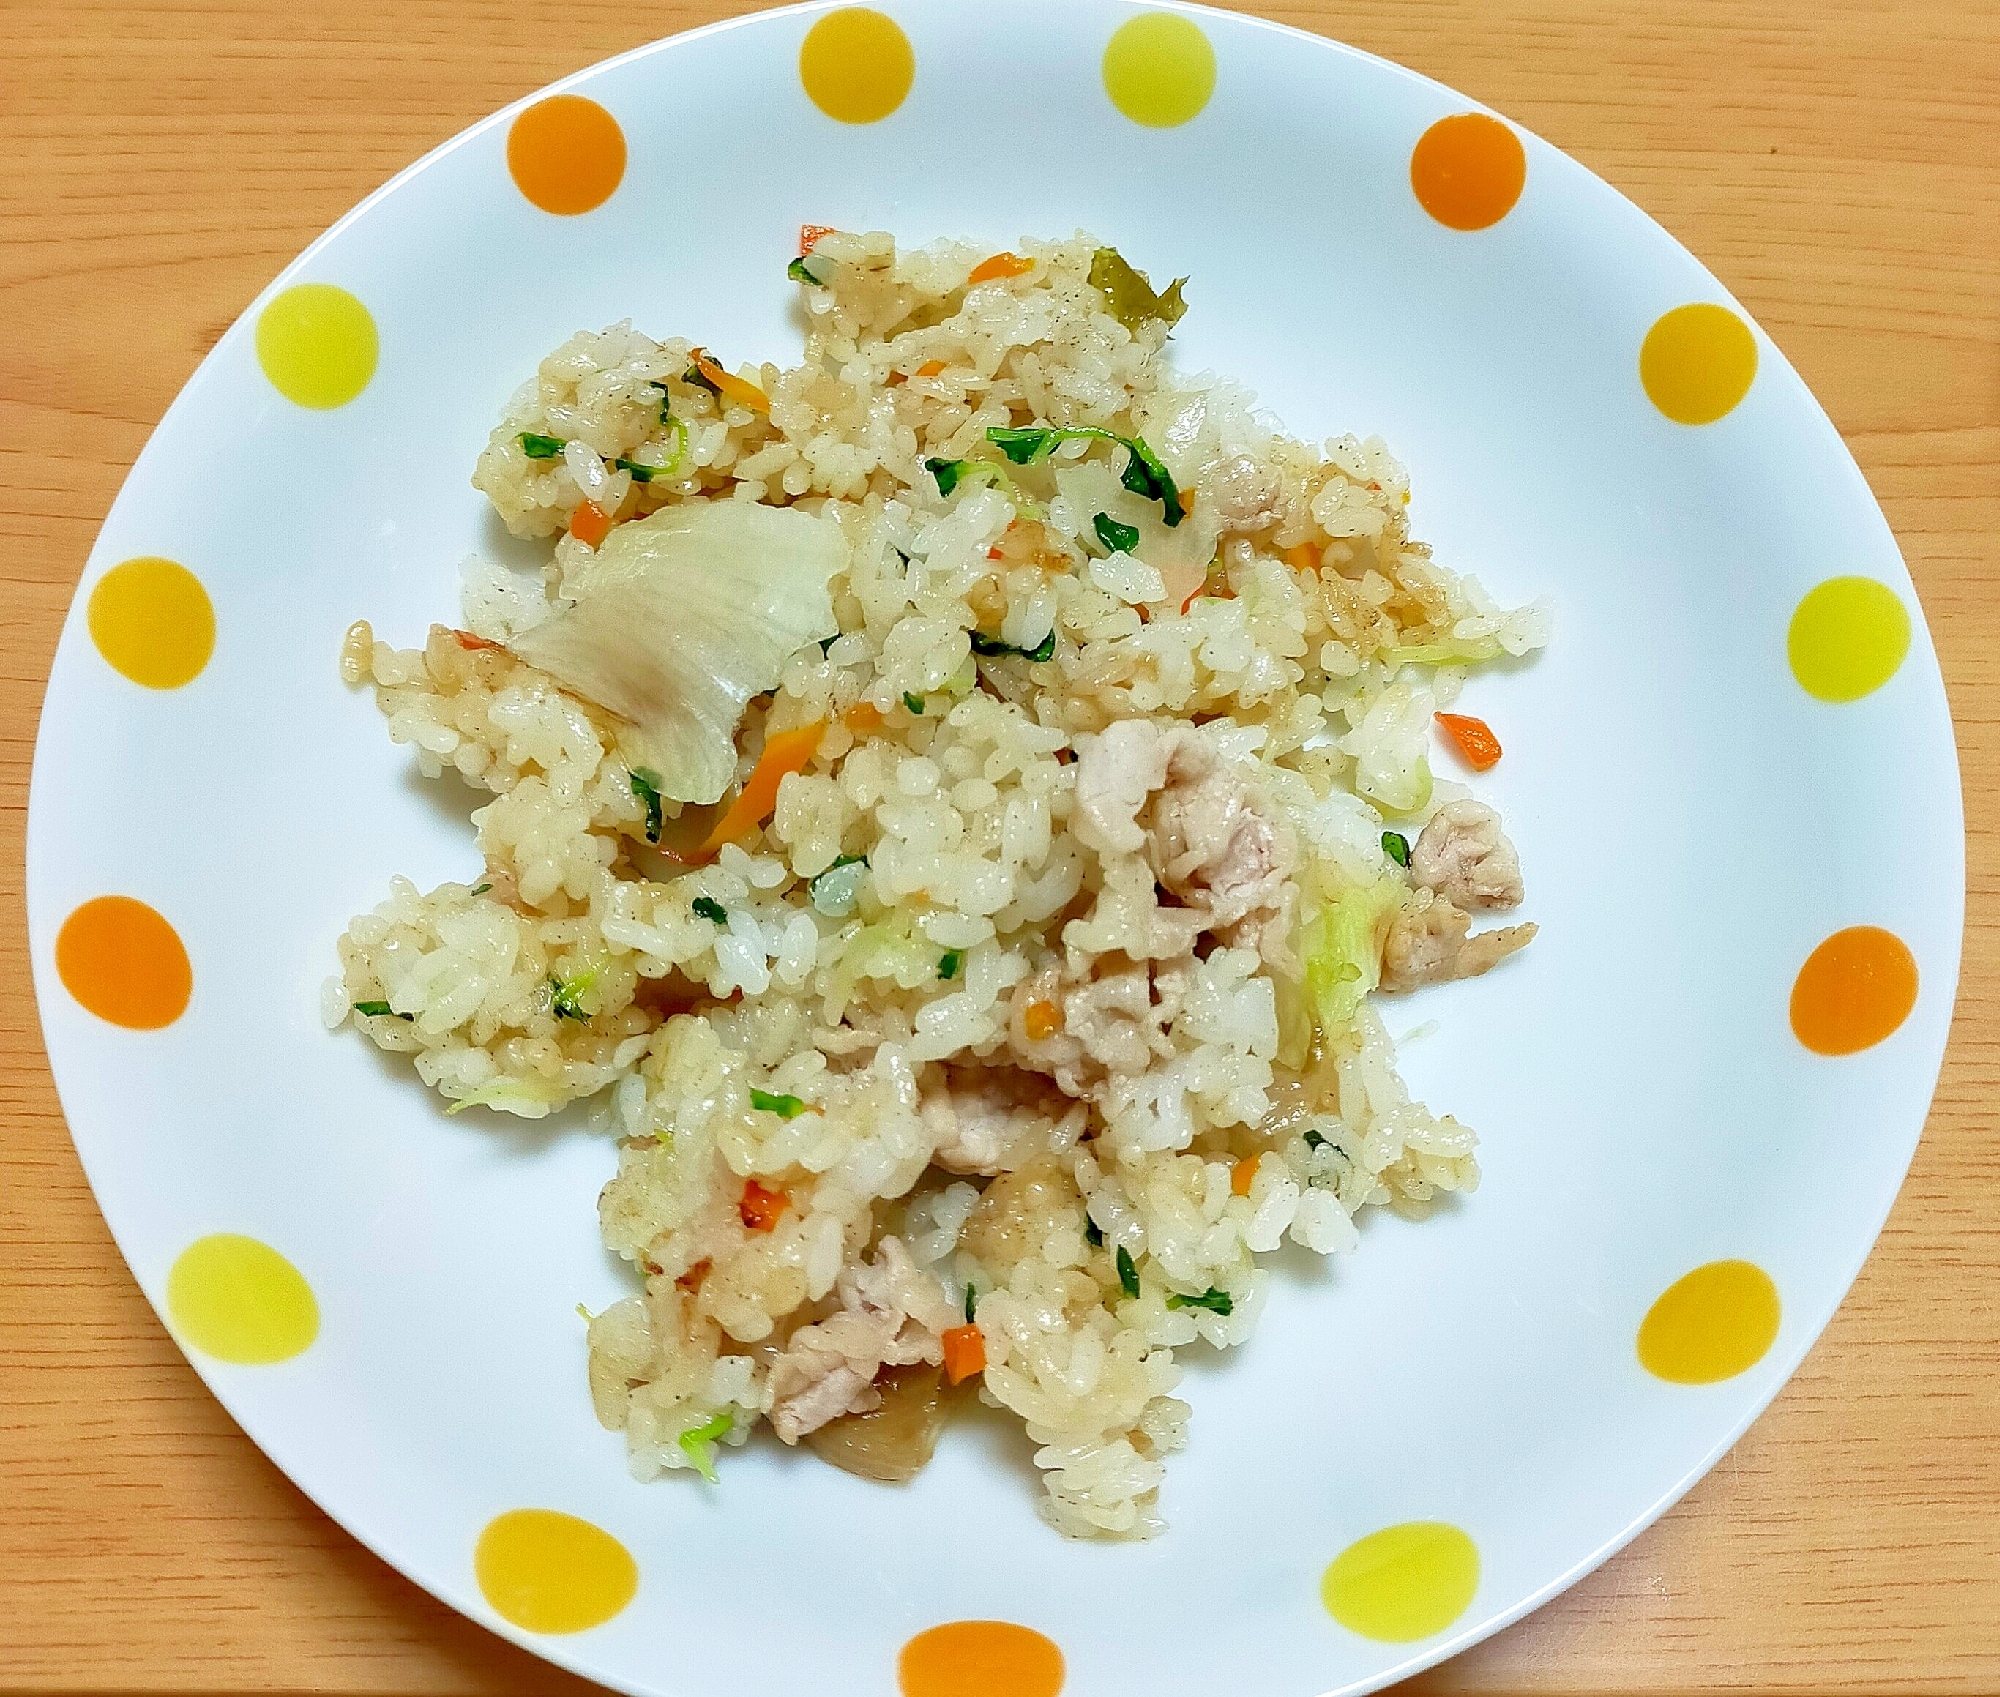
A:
798 224 837 254
941 1324 986 1385
967 251 1035 285
451 629 506 652
568 499 612 547
843 701 882 734
1283 542 1319 572
1023 999 1062 1041
915 359 947 377
1435 712 1503 771
689 347 771 416
739 1180 788 1233
1231 1155 1260 1197
698 720 828 854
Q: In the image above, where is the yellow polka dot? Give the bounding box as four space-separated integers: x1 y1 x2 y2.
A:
799 9 914 125
57 895 192 1030
87 556 214 690
507 96 626 215
1638 1260 1781 1384
167 1235 319 1365
475 1509 637 1635
1640 302 1757 425
1788 576 1911 702
899 1621 1065 1697
256 283 378 409
1322 1522 1480 1642
1102 13 1216 128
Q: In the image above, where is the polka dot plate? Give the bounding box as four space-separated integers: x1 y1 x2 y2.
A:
25 3 1963 1694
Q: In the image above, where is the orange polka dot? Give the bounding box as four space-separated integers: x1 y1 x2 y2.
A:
1790 926 1918 1056
1638 1260 1780 1384
1410 113 1526 231
899 1620 1065 1697
507 96 626 215
88 557 214 689
56 896 191 1030
799 9 915 125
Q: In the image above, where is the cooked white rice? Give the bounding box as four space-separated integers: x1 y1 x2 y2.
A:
328 230 1548 1538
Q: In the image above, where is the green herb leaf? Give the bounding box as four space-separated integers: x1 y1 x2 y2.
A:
549 968 598 1023
968 627 1056 663
613 455 661 483
683 363 720 395
750 1087 807 1119
1085 1214 1104 1248
938 950 962 981
1116 1245 1140 1300
902 691 924 715
1093 511 1141 555
964 1284 978 1324
1165 1286 1234 1317
352 1000 412 1021
980 425 1182 526
787 255 827 286
630 767 665 844
987 426 1055 465
653 384 672 427
1087 246 1190 332
519 432 566 459
470 882 492 896
1382 830 1411 868
926 457 971 497
1303 1129 1330 1151
678 1410 733 1484
692 895 728 925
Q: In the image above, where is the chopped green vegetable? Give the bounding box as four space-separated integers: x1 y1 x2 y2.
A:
1382 830 1411 868
1303 1129 1331 1151
549 968 598 1023
938 950 962 981
807 854 869 918
614 456 660 483
519 432 566 459
982 425 1183 526
470 882 491 896
652 383 671 427
964 1284 978 1324
1088 246 1189 332
1166 1286 1234 1317
787 255 827 286
576 1302 594 1323
1116 1245 1140 1300
629 767 665 844
903 691 925 715
1084 1214 1104 1248
678 1410 733 1484
1093 511 1141 555
692 895 728 925
750 1087 807 1119
968 627 1057 663
352 1000 411 1021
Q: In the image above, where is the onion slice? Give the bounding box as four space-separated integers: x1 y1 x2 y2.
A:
511 501 844 804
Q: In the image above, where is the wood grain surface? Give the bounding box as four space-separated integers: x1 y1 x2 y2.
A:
3 0 1995 1691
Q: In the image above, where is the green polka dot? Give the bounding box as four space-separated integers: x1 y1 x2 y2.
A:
1102 14 1216 128
256 283 378 409
1788 577 1910 702
1322 1521 1480 1642
167 1235 319 1364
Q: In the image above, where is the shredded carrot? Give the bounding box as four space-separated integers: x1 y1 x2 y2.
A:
675 1258 711 1291
698 720 827 854
798 224 837 254
986 546 1005 561
967 252 1035 285
843 701 882 734
451 629 505 653
1180 586 1203 616
915 359 947 377
1435 712 1503 771
941 1324 986 1385
568 499 612 548
1231 1155 1261 1197
1283 542 1319 572
689 347 770 416
739 1180 787 1233
1023 999 1062 1041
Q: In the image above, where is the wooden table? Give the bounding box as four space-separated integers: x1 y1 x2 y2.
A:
3 1 1995 1690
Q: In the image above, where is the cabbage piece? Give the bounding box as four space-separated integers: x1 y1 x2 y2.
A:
1300 874 1408 1035
1341 680 1435 817
511 501 844 804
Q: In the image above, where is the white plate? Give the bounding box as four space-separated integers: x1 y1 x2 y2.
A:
27 3 1962 1693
